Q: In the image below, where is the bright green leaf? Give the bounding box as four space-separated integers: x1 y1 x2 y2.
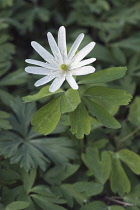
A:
83 86 132 105
85 99 121 129
110 158 131 196
60 89 81 114
82 147 111 184
79 67 127 84
69 103 91 139
22 85 63 103
31 96 61 135
118 149 140 175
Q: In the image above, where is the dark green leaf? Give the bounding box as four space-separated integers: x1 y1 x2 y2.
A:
80 201 107 210
118 149 140 175
6 201 30 210
110 158 131 196
128 97 140 126
85 99 121 129
82 147 111 184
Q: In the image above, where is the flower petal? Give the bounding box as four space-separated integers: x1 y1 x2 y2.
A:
49 75 65 92
25 59 48 68
72 66 95 76
70 58 96 69
34 75 55 87
72 42 95 63
31 41 55 64
25 59 59 70
25 66 50 75
47 32 63 64
67 33 84 63
58 26 67 62
66 72 78 89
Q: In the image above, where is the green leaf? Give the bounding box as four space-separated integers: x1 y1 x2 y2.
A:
71 181 103 196
31 194 66 210
69 103 91 139
124 184 140 207
6 201 30 210
30 185 66 210
31 96 61 135
43 163 80 185
83 86 132 105
79 67 127 84
118 149 140 175
22 168 36 193
85 99 121 129
110 158 131 196
60 89 81 114
82 147 111 184
0 70 28 86
108 206 125 210
80 201 107 210
128 97 140 126
22 85 63 103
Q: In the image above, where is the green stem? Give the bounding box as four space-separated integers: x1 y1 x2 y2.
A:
119 126 140 144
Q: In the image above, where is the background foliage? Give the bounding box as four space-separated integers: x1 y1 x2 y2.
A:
0 0 140 209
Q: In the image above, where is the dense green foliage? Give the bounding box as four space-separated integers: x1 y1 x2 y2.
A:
0 0 140 209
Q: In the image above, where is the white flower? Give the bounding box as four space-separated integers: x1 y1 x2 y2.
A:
25 26 96 92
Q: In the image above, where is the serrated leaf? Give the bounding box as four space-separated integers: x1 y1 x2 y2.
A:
60 89 81 114
118 149 140 175
85 99 121 129
6 201 30 210
69 103 91 139
128 97 140 126
22 85 63 103
83 86 132 105
110 158 131 196
80 201 107 210
79 67 127 84
82 147 111 184
31 96 61 135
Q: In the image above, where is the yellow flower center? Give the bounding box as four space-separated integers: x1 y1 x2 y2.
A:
60 64 67 71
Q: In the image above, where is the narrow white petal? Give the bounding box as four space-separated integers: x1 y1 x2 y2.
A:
70 58 96 69
66 72 78 90
31 41 55 63
47 32 63 64
49 75 65 92
25 59 48 68
72 42 95 63
67 33 84 63
25 66 50 75
58 26 67 62
34 75 55 87
72 66 95 76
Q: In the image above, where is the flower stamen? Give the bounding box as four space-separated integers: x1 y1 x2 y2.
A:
60 64 67 71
